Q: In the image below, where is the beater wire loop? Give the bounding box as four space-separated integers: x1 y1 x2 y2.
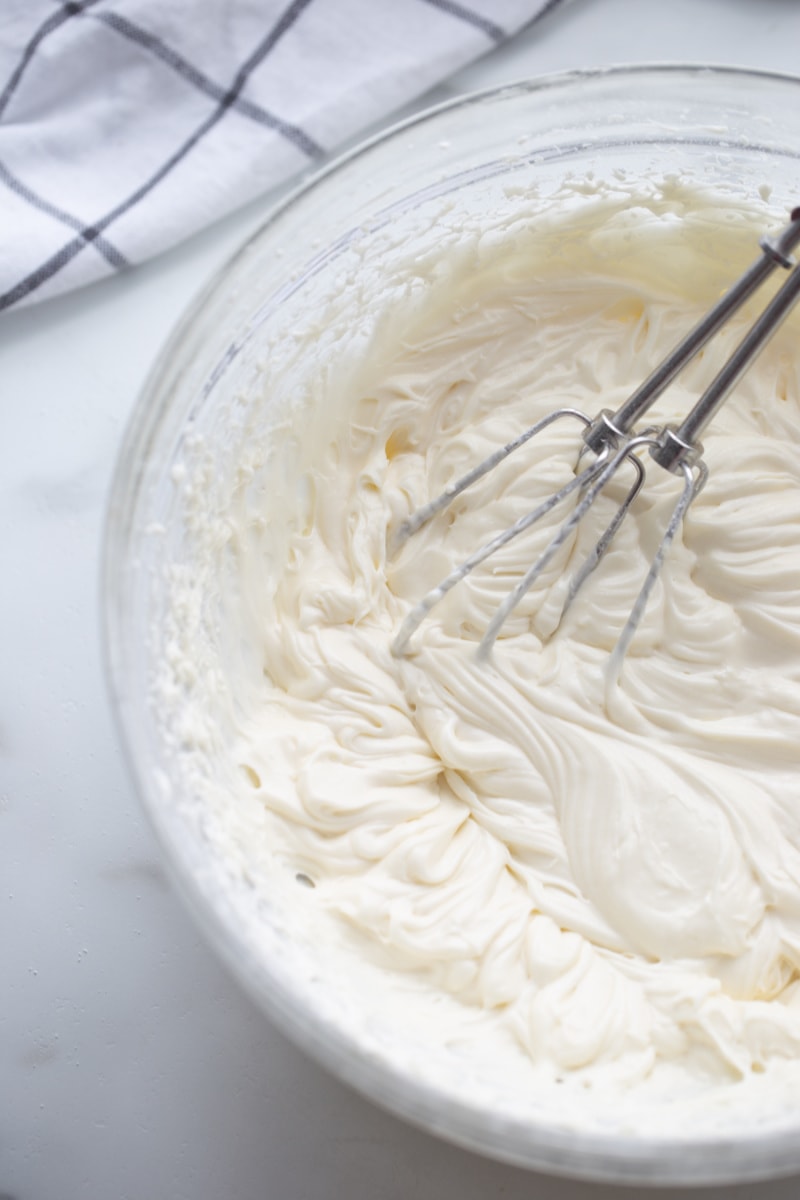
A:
477 434 655 659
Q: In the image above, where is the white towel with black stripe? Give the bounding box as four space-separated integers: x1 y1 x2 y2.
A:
0 0 562 312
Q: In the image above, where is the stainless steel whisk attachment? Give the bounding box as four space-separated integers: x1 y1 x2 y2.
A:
391 207 800 671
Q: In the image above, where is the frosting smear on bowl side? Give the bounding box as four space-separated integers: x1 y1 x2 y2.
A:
161 182 800 1134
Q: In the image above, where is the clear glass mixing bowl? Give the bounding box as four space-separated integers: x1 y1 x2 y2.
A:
104 66 800 1185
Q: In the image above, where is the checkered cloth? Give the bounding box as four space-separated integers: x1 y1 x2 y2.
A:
0 0 563 312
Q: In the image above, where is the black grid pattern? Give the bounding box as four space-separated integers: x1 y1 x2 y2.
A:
0 0 566 312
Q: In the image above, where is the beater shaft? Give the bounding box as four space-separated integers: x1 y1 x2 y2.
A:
583 207 800 459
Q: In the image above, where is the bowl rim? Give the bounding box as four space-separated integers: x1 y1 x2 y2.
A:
103 62 800 1186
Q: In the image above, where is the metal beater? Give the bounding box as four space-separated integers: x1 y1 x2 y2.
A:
391 207 800 672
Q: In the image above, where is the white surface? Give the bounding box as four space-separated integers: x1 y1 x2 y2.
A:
3 2 800 1197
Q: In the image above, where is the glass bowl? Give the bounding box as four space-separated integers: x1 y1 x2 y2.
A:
104 65 800 1185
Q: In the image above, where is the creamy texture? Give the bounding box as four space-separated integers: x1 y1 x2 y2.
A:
160 183 800 1133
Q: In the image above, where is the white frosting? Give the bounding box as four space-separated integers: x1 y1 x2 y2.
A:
158 182 800 1136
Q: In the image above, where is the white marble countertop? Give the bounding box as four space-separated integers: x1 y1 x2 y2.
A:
4 2 800 1197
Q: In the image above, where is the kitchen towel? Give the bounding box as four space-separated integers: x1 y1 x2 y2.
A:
0 0 563 312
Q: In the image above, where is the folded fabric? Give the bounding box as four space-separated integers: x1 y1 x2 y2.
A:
0 0 562 312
